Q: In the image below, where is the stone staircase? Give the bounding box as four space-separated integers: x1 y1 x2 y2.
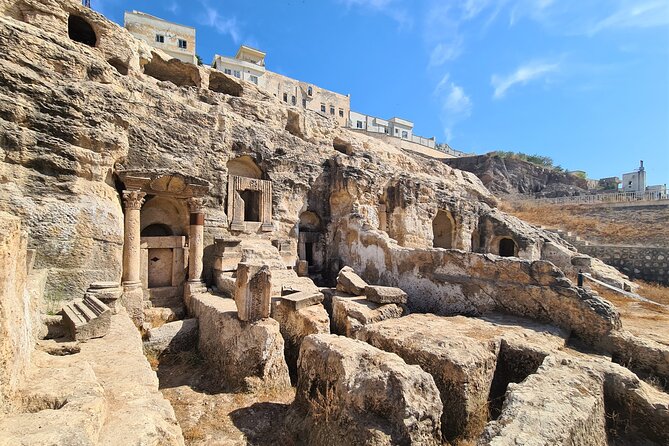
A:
62 294 111 341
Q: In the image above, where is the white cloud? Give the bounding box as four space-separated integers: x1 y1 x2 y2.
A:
166 1 179 14
197 3 242 44
338 0 413 29
491 61 560 99
429 38 464 66
434 74 473 140
587 1 669 35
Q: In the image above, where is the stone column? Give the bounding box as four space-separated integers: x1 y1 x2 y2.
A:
121 190 145 326
185 197 207 307
187 198 205 282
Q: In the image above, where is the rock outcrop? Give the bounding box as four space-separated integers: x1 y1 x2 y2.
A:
190 293 290 392
289 334 443 446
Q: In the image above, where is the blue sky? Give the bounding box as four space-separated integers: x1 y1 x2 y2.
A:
94 0 668 186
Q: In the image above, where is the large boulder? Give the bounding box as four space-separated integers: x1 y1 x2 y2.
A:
190 293 290 392
143 318 198 356
336 266 367 296
289 334 443 446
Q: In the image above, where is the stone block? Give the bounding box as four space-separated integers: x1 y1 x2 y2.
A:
271 300 330 383
364 285 407 304
295 260 308 277
191 294 290 391
335 266 367 295
144 318 198 356
332 295 404 337
62 295 111 341
235 263 272 322
85 281 123 314
279 290 324 311
289 334 442 446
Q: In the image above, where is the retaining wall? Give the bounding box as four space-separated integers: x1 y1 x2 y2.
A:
577 244 669 285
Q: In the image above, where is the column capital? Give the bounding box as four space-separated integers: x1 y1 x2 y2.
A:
187 197 205 214
122 190 146 210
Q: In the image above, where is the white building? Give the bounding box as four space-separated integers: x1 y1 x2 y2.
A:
213 45 350 126
212 45 266 86
622 160 647 193
124 11 197 65
349 111 435 149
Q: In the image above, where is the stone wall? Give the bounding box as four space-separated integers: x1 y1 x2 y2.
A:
577 244 669 285
0 212 36 413
335 216 621 347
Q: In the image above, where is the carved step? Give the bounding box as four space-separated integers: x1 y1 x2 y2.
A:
62 295 111 341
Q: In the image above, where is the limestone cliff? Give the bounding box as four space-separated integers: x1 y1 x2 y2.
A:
0 0 628 301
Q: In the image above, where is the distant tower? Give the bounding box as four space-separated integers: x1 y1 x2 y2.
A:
83 0 90 7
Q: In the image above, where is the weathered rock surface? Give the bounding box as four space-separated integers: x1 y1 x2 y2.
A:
332 294 404 337
481 356 608 446
442 153 589 198
364 285 408 304
190 293 290 391
0 212 39 414
336 266 368 295
357 314 567 441
144 318 198 356
0 313 184 445
289 334 443 446
271 300 330 382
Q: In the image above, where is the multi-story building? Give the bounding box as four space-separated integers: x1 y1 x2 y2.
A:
213 45 350 127
124 11 197 65
212 45 265 86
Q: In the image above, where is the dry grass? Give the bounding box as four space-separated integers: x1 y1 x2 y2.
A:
500 201 669 245
634 280 669 306
500 203 640 243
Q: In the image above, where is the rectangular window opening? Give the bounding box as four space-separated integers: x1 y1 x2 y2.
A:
155 34 165 43
178 39 187 49
241 190 261 222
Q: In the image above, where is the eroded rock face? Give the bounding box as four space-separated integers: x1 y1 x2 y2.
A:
289 334 443 446
270 300 330 382
356 314 567 442
481 356 608 446
190 293 290 392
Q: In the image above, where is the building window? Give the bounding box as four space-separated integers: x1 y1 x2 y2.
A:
224 68 232 75
320 103 326 113
291 95 296 105
283 93 288 102
233 70 241 78
250 75 258 84
155 34 165 43
178 39 187 49
330 106 335 115
339 109 344 118
356 121 363 129
308 86 313 96
302 99 307 107
384 128 388 134
402 131 408 138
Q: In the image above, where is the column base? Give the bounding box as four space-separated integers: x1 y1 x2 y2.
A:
230 221 245 232
261 223 274 232
184 280 207 312
121 281 144 327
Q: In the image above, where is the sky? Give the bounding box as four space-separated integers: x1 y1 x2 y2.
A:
93 0 669 186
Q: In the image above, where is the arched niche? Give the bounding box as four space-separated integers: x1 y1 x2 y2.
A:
432 210 455 249
68 15 97 47
498 237 517 257
227 155 262 179
140 196 189 236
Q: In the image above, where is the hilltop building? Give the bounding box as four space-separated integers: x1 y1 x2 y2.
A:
622 160 647 193
124 11 197 65
213 46 350 127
